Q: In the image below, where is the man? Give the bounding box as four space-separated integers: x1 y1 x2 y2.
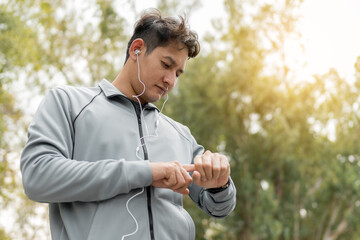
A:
21 9 236 240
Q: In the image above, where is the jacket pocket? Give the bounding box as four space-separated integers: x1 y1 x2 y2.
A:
178 207 195 240
153 188 196 239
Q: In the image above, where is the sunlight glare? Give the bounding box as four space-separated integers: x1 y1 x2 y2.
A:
295 0 360 81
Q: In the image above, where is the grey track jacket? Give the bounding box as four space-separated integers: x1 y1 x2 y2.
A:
20 79 236 240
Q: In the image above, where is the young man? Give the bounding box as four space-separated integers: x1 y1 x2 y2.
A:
21 9 236 240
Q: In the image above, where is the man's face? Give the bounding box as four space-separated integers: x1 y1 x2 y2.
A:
133 42 188 104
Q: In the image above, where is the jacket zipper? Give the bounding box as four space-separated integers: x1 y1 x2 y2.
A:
132 102 155 240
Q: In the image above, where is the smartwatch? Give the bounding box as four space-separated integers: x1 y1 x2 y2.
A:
206 179 230 194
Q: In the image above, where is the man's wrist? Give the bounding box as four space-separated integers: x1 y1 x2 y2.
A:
205 179 230 194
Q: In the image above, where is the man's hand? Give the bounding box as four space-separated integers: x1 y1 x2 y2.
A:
183 150 230 189
149 151 230 194
150 161 193 195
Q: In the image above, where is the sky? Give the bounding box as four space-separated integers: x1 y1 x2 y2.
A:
194 0 360 82
299 0 360 80
129 0 360 81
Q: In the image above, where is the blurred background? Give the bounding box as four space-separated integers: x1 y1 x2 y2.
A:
1 0 360 239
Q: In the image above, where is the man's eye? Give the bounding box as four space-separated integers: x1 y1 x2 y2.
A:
162 61 170 69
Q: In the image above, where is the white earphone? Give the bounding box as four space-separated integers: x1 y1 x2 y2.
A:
123 46 169 240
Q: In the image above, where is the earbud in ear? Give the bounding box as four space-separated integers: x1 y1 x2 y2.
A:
135 49 140 55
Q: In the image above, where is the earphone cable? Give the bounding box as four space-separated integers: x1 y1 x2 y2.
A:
121 187 145 240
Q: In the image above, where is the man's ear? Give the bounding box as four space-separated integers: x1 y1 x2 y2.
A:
129 38 145 61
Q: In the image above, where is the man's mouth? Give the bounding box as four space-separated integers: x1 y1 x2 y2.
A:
156 85 168 94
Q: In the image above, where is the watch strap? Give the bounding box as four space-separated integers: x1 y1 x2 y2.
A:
205 179 230 194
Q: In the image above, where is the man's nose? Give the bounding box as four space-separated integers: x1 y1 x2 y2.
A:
163 72 177 87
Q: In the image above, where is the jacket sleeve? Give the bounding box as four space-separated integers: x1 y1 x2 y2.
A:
188 138 237 218
20 88 153 203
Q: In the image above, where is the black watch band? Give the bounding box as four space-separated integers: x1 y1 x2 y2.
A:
205 179 230 194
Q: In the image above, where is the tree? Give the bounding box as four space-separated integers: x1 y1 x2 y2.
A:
1 0 130 238
0 4 42 238
165 0 360 239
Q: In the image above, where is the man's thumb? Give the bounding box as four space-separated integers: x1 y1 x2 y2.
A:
192 171 201 183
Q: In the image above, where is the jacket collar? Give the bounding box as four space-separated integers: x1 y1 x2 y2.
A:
98 79 159 111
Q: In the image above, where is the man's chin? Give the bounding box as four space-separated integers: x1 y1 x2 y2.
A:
148 95 163 103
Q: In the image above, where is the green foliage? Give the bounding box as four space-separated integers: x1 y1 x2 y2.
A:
0 5 35 238
0 6 42 80
0 0 129 238
0 229 11 240
165 0 360 239
2 0 360 239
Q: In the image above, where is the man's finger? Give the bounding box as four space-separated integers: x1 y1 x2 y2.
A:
164 172 177 187
200 155 212 180
174 187 190 195
194 156 206 180
212 154 221 179
192 171 201 184
182 164 195 172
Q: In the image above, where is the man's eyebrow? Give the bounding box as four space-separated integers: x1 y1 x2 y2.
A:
164 56 184 74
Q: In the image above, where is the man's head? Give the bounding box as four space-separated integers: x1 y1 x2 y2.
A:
125 9 200 63
114 9 200 104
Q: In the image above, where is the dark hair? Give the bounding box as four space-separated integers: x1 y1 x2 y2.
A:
125 9 200 63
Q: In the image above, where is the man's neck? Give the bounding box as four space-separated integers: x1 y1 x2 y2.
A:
112 63 140 101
